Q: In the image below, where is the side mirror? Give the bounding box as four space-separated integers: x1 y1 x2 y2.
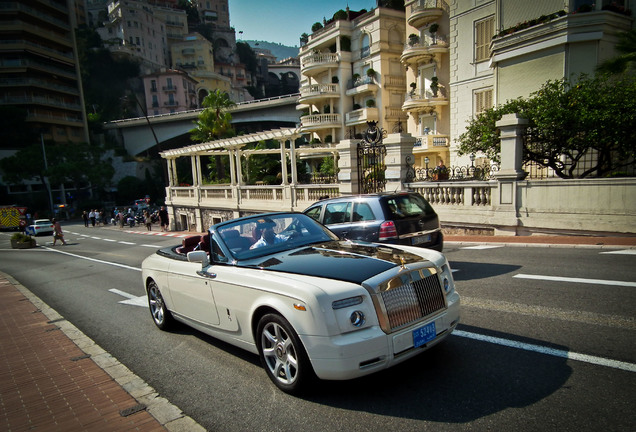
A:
187 250 209 268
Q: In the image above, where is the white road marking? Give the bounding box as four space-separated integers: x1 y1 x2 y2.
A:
102 238 117 242
601 249 636 255
41 246 141 272
461 245 504 250
454 330 636 373
141 244 159 248
109 288 147 307
513 273 636 287
118 241 136 245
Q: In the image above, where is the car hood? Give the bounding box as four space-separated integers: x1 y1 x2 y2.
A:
242 240 429 284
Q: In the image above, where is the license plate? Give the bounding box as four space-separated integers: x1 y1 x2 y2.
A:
411 234 431 245
413 322 436 348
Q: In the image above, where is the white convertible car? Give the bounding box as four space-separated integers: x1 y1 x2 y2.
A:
142 212 460 393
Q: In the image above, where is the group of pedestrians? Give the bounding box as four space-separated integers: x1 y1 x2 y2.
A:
81 209 103 227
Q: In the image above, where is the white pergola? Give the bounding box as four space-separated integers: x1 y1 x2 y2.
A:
160 128 338 187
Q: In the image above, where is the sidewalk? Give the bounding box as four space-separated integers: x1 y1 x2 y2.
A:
1 229 634 432
0 271 205 432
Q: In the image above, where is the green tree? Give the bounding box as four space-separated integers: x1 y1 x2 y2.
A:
190 90 236 180
236 41 257 74
76 27 140 122
597 29 636 75
457 74 636 178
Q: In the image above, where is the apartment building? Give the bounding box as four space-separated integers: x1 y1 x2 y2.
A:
403 0 451 169
142 68 198 115
97 0 169 70
0 0 89 147
449 0 634 167
298 6 407 145
170 32 231 105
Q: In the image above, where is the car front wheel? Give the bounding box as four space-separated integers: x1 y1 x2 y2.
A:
257 313 314 393
147 280 173 330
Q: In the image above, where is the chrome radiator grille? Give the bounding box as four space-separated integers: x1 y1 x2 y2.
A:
380 273 446 332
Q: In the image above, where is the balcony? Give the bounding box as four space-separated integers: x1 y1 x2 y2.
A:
300 113 342 132
385 106 408 121
407 0 445 28
345 107 378 126
345 76 377 96
400 35 449 67
413 134 450 152
402 88 448 112
299 83 340 103
162 85 177 92
181 48 195 55
301 53 339 75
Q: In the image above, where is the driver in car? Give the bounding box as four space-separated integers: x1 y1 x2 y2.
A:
250 219 289 249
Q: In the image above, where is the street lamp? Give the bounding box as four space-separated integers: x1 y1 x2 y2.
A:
470 153 475 168
424 156 430 180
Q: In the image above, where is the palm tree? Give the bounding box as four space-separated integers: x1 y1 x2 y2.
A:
190 89 235 142
597 29 636 74
190 90 236 181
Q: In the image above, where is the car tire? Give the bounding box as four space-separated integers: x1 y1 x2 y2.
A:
257 313 314 394
147 279 174 330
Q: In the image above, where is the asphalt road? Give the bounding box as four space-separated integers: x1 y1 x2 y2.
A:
1 222 634 431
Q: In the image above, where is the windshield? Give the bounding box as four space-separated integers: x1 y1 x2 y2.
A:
215 213 338 260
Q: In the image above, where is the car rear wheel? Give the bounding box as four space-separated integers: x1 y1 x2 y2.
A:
147 280 173 330
257 313 314 393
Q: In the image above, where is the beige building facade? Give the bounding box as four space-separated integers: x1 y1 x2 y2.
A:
449 0 634 167
170 33 232 105
298 7 408 144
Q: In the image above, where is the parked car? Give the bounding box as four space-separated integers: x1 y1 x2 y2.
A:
303 192 444 251
142 212 459 394
24 219 54 236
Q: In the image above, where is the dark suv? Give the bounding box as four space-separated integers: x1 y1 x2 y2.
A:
303 192 443 251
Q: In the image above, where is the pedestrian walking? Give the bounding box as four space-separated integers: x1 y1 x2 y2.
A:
89 209 96 227
159 206 169 232
82 211 89 227
144 209 152 231
52 218 67 246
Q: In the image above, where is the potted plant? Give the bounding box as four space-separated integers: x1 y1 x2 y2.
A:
365 99 375 108
332 76 339 84
430 76 439 97
408 33 419 46
353 103 361 110
366 68 376 79
429 23 439 44
11 232 36 249
410 82 417 95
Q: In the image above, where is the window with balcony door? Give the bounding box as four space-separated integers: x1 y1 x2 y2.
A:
474 88 493 114
475 17 494 63
361 34 370 58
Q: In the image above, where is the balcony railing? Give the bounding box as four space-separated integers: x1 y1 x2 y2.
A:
299 83 339 101
300 113 341 130
301 53 339 69
345 107 378 126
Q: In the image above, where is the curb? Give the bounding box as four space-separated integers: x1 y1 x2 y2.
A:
0 271 206 432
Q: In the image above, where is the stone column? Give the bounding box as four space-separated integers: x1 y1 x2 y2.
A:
493 113 528 235
336 139 360 195
384 132 416 193
495 113 527 181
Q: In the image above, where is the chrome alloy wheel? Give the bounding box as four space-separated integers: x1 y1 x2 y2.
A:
260 321 299 385
147 281 171 329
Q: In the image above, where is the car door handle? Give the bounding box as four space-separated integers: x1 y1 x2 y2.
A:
197 271 216 279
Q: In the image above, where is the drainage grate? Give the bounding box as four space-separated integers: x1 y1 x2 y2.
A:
120 403 147 417
70 354 91 362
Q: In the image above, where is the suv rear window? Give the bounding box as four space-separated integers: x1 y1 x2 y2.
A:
384 195 434 219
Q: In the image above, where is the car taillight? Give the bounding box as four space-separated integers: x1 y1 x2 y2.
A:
379 221 398 240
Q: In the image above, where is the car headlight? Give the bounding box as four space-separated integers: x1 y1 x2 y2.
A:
350 310 365 327
332 296 363 310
